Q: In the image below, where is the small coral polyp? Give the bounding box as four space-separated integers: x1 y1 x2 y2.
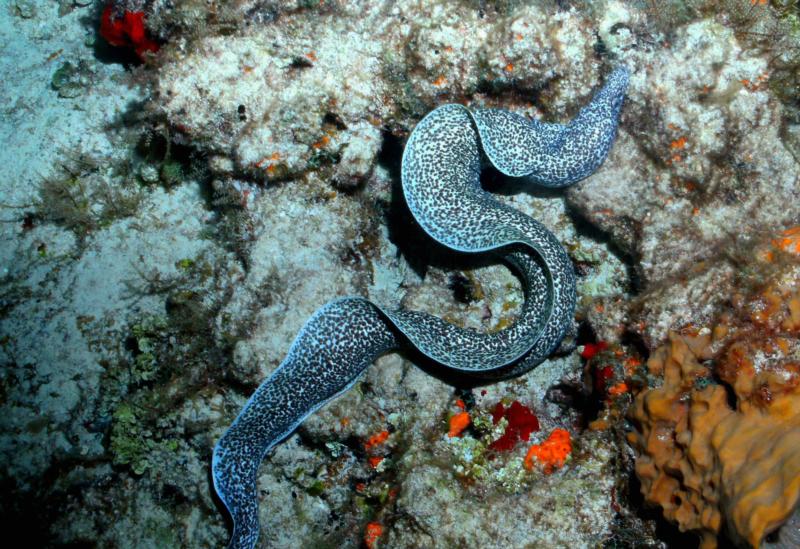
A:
628 271 800 548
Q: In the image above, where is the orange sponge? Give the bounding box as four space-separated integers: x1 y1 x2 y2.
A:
628 275 800 548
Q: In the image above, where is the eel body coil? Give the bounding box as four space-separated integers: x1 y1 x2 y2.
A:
213 66 630 549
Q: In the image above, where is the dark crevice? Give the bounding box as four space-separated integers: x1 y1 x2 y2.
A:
720 377 739 411
625 474 701 549
565 200 644 295
619 329 650 363
474 78 547 107
323 112 348 131
575 321 598 347
0 481 57 548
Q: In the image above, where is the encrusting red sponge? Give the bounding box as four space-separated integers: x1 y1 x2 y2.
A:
100 4 159 60
488 400 540 451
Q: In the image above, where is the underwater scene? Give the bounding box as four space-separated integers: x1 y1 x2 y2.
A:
2 1 800 548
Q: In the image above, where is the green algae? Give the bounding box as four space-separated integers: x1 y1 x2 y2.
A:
130 315 169 383
159 160 185 188
110 402 180 475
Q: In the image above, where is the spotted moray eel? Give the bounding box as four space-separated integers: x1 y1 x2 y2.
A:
212 66 630 549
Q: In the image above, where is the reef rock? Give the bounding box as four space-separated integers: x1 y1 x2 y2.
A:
567 15 800 346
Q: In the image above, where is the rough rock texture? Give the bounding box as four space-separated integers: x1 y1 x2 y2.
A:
152 0 618 187
567 14 800 347
1 2 233 545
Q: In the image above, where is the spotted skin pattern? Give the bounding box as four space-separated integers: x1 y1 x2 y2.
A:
212 66 630 549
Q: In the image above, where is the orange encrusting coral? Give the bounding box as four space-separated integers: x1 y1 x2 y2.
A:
448 411 470 438
523 428 571 474
364 522 383 549
628 273 800 548
364 430 389 450
312 135 331 149
772 226 800 255
606 382 629 397
255 152 281 172
670 136 687 149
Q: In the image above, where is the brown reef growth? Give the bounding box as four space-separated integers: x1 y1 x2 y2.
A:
628 266 800 547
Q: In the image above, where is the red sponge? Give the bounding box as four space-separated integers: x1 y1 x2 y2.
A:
100 4 159 60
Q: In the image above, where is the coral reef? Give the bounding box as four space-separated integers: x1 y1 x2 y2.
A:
150 0 619 189
2 0 800 547
628 266 800 547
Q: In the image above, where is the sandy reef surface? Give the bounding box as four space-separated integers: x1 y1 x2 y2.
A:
1 0 799 548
